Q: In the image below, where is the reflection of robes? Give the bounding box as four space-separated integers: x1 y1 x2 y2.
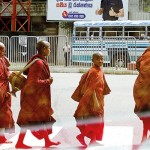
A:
0 56 14 129
133 47 150 121
72 65 111 140
17 54 55 129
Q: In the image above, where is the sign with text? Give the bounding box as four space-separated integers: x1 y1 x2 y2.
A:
47 0 128 21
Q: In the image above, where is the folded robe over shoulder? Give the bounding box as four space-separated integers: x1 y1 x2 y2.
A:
134 47 150 116
71 65 111 118
71 65 111 141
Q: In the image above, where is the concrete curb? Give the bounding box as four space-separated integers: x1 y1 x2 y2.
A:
9 65 139 75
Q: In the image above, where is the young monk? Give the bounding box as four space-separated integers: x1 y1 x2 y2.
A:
71 52 111 147
0 42 14 144
133 47 150 143
15 40 60 148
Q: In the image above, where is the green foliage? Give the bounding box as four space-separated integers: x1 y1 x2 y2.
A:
143 0 150 3
144 7 150 12
59 22 73 34
142 0 150 12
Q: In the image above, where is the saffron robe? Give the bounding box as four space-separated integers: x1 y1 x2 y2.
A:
17 54 55 127
72 65 111 140
133 47 150 116
0 56 14 129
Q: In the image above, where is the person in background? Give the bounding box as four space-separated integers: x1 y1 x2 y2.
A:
0 42 15 144
71 52 111 147
133 47 150 144
15 40 60 148
63 42 70 67
95 0 124 21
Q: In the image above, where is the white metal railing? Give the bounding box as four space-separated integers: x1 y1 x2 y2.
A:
8 35 68 67
71 36 141 73
0 35 141 74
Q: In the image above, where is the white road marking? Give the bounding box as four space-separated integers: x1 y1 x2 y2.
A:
0 126 134 150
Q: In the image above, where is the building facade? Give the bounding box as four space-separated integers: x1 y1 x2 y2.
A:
0 0 150 36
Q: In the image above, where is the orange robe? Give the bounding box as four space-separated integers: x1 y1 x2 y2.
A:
133 47 150 117
72 65 111 140
0 56 14 129
133 47 150 140
17 54 55 128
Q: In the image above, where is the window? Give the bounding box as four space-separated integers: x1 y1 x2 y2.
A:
75 27 87 36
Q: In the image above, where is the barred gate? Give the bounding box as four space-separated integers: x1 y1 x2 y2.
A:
71 36 138 73
103 36 137 71
0 35 140 73
8 35 68 68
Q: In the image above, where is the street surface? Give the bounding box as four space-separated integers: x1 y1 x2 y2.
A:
0 73 149 150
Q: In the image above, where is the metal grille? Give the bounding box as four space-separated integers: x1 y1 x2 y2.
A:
71 36 138 73
8 35 68 68
0 35 142 74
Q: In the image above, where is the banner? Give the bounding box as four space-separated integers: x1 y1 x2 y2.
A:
47 0 128 21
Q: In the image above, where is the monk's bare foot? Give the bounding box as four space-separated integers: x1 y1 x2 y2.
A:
76 134 87 147
0 136 12 144
15 143 32 149
89 139 103 146
0 136 6 143
45 141 61 148
31 131 43 140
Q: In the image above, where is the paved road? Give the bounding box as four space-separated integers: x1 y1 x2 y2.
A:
0 73 149 150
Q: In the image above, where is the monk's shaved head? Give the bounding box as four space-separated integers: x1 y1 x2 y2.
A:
92 52 103 61
0 42 5 50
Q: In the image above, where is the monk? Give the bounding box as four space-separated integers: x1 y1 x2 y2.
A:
15 40 60 148
133 47 150 143
71 52 111 147
0 42 15 144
